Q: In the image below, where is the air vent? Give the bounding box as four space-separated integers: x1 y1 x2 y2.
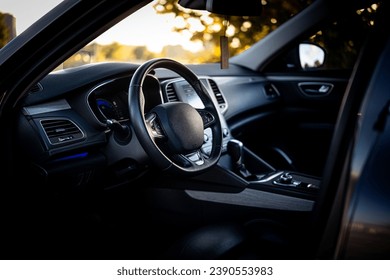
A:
208 79 228 113
40 119 84 145
166 83 179 102
29 83 43 94
208 79 225 105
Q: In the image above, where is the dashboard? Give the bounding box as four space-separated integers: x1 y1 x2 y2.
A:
85 74 233 156
16 62 280 185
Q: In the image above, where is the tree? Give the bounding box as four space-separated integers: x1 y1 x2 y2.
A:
0 12 10 48
153 0 313 61
302 3 381 69
154 0 380 68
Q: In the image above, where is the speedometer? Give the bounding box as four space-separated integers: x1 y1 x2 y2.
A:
96 98 118 120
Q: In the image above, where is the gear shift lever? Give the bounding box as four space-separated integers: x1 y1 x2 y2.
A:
227 139 253 179
227 139 244 166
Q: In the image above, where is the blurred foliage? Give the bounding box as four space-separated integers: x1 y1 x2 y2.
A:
59 0 381 70
153 0 313 62
62 43 156 69
305 2 381 69
152 0 381 68
0 12 10 48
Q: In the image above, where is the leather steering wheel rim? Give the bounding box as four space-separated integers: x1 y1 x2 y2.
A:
129 58 223 176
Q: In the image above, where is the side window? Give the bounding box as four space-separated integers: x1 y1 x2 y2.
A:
265 2 381 72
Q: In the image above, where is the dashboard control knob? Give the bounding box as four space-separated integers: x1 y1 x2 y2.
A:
279 173 293 184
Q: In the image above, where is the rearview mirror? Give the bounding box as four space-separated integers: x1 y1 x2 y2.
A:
299 43 325 69
178 0 262 16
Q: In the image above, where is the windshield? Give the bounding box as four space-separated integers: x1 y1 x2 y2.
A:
1 0 313 69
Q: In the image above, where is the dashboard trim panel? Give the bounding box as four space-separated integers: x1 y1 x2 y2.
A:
23 99 71 116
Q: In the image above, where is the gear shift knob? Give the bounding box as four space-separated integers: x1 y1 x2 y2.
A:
227 139 257 180
227 139 244 166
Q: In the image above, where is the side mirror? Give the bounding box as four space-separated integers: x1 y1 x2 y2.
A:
178 0 262 16
299 43 326 69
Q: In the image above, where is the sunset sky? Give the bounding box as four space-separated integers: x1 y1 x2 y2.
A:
0 0 204 52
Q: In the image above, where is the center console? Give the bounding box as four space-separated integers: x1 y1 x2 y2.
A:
218 139 321 200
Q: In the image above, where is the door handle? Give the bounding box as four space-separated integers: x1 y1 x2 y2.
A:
298 82 333 96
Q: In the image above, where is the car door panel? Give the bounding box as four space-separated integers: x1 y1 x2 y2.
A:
226 72 349 177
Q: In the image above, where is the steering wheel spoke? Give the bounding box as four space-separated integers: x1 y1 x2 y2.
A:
145 112 166 139
196 108 216 129
184 150 207 166
171 150 206 168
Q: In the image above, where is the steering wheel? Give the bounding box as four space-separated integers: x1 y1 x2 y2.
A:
129 58 223 176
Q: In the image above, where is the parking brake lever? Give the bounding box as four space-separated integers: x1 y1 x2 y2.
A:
227 139 254 179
